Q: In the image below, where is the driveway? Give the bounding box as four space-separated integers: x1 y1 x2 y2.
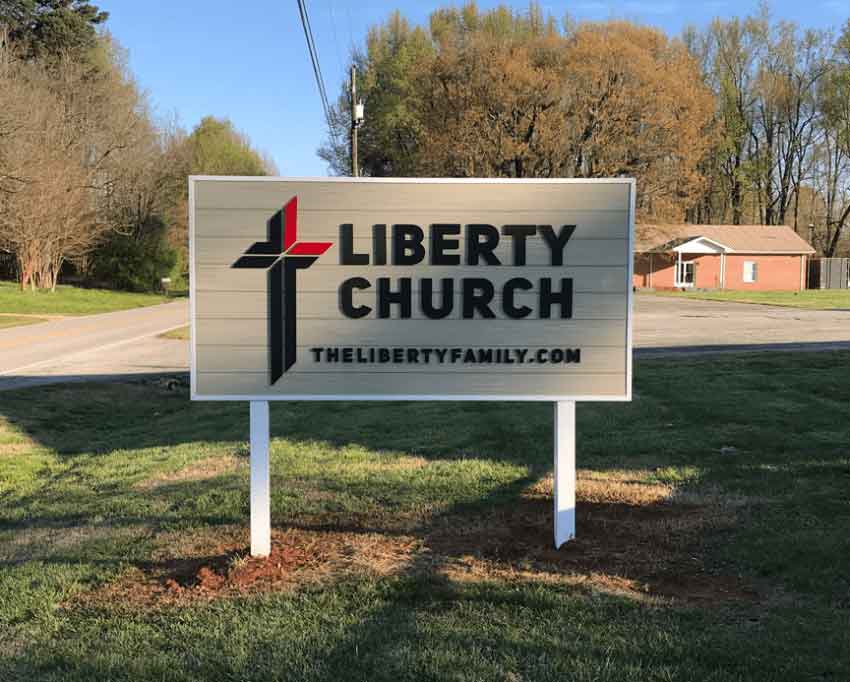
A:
633 294 850 356
0 300 188 390
0 294 848 391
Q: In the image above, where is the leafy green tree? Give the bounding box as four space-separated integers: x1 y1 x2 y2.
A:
320 3 714 221
84 114 275 292
319 11 433 176
186 116 275 176
90 217 178 292
1 0 108 60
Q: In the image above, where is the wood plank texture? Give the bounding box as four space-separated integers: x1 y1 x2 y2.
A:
191 178 633 400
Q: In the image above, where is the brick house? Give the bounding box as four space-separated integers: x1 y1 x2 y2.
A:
633 225 815 291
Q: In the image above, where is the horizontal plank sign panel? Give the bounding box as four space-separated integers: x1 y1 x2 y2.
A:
189 177 634 401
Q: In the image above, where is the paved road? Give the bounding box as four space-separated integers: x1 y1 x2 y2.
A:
633 294 850 356
0 300 188 390
0 295 847 390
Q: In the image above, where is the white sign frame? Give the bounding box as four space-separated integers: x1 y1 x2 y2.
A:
189 176 635 403
189 176 634 556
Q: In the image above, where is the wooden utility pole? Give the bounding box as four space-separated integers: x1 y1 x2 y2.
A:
350 66 358 177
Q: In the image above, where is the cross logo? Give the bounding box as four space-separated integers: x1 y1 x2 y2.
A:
232 197 332 384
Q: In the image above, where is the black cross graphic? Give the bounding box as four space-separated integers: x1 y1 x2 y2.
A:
232 197 332 384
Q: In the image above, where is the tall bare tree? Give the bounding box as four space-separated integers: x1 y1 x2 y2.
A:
0 42 150 289
690 9 835 236
810 21 850 256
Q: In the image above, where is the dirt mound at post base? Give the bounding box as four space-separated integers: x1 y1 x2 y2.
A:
161 537 313 596
425 496 757 606
80 491 757 609
83 528 418 608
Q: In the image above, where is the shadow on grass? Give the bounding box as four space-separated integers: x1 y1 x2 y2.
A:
1 466 738 608
5 573 702 682
0 475 766 682
3 353 850 680
0 379 554 467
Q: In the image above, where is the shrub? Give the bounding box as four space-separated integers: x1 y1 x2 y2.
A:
91 218 178 292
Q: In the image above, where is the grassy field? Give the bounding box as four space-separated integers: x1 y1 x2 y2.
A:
656 288 850 309
0 281 170 317
159 325 189 340
0 353 848 680
0 315 47 329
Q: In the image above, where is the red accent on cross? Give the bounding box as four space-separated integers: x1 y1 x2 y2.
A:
281 196 332 256
287 241 333 256
283 197 298 252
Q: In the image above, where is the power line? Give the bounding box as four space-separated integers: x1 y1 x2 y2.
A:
301 0 327 103
296 0 337 143
296 0 330 119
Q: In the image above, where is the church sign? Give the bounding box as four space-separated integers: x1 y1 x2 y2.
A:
189 176 633 555
189 177 633 402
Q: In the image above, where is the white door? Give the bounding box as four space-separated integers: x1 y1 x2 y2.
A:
675 260 695 287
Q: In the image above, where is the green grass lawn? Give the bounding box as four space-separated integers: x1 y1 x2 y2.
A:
0 281 170 316
1 353 849 680
158 325 189 340
0 315 48 329
655 288 850 309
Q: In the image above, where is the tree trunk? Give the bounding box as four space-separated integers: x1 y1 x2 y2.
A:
731 155 743 225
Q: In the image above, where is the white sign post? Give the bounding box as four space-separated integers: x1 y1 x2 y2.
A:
247 401 578 553
189 177 633 556
249 400 271 556
554 401 576 547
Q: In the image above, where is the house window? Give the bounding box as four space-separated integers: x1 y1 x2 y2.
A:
743 261 758 283
675 260 695 286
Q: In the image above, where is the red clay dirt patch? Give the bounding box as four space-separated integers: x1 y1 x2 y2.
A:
425 496 756 606
161 533 313 596
81 528 419 608
78 487 754 609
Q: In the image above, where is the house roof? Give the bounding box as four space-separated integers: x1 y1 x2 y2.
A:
635 224 815 255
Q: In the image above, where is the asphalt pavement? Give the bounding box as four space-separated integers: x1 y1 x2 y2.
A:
0 300 187 390
0 294 848 391
632 294 850 356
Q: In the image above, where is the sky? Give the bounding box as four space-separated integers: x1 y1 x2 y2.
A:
99 1 848 177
